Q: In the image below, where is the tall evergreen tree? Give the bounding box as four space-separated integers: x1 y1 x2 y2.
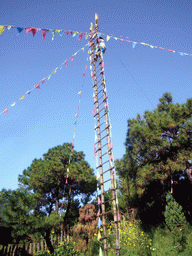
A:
115 93 192 225
1 143 97 254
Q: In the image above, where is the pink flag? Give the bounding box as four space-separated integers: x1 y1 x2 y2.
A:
75 113 78 117
78 32 83 40
42 30 47 40
92 108 96 114
101 62 104 68
71 148 73 152
91 71 93 78
97 210 100 216
25 28 32 34
110 155 113 161
117 212 121 220
70 56 73 61
35 83 40 89
41 79 45 85
98 197 101 205
171 179 173 184
66 179 68 184
94 152 97 157
105 102 108 108
4 108 8 113
126 40 130 43
31 28 37 37
67 174 69 178
77 106 79 110
100 68 104 73
82 73 85 76
168 49 173 52
94 144 97 152
120 39 124 42
90 42 94 46
64 61 68 67
110 142 113 149
85 65 87 70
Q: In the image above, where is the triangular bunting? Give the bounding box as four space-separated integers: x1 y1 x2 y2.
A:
31 28 37 37
42 29 47 40
17 27 24 35
106 35 110 41
35 83 40 89
3 108 8 113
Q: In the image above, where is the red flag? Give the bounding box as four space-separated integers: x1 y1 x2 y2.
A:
31 28 37 37
42 30 47 40
66 31 69 35
82 73 85 76
158 47 163 50
78 32 83 40
168 49 173 52
41 79 45 85
70 31 73 35
64 61 68 67
126 40 130 43
4 108 8 113
70 56 73 61
91 71 93 78
35 83 40 89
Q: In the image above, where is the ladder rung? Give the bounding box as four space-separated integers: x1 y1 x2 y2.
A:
103 167 114 175
95 143 108 153
104 197 116 204
95 134 110 145
94 94 105 104
104 247 120 251
101 151 108 157
97 88 103 96
93 107 106 118
99 234 116 241
100 210 113 216
92 78 102 88
100 125 110 134
96 97 107 107
99 178 111 186
96 160 109 168
100 110 109 120
94 121 106 130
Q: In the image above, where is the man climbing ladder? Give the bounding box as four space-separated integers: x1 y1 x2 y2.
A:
94 37 106 61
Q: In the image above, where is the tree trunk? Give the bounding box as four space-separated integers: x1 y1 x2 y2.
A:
185 168 192 184
43 231 54 254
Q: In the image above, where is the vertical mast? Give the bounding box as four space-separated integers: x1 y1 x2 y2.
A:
89 14 120 256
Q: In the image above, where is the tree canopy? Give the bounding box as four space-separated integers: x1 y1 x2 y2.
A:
115 93 192 226
0 143 97 253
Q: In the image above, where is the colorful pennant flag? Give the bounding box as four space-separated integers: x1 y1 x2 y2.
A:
0 25 5 34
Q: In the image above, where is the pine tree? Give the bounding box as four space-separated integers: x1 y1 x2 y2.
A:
164 191 187 245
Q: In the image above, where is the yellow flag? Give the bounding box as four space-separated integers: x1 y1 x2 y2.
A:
89 56 91 61
56 30 61 33
140 42 146 45
0 25 5 35
98 231 101 241
53 70 56 74
20 96 25 100
81 47 84 52
96 171 100 180
90 22 93 31
78 91 82 95
107 35 110 41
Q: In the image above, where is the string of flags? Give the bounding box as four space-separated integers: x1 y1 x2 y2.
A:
0 24 89 41
100 31 192 57
1 43 89 116
60 51 89 215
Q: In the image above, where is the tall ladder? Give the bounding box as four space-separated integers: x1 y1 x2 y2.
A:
88 15 120 256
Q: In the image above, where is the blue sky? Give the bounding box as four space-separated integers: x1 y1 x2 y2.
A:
0 0 192 200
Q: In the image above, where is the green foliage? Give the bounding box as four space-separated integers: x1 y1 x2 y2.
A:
115 92 192 225
164 191 187 246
